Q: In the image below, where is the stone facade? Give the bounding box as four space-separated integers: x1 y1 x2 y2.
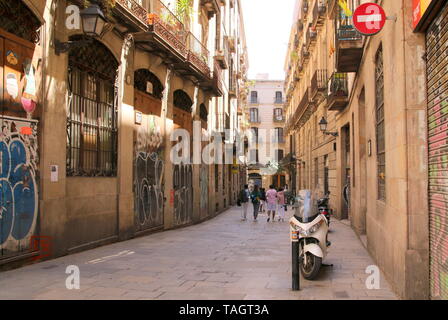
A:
0 0 248 267
284 0 430 299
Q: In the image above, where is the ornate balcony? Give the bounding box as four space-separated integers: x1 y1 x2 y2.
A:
327 72 349 111
336 23 363 72
135 0 188 62
229 72 238 98
212 62 223 96
187 32 211 80
290 88 314 131
115 0 148 27
306 26 317 49
215 38 229 69
310 69 328 101
312 0 327 28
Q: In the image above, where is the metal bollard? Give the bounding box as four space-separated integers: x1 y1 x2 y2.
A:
292 239 300 291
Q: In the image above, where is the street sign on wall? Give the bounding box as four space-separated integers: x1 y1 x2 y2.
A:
353 3 386 36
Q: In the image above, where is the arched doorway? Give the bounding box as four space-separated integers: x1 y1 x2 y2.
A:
0 0 42 259
173 90 193 226
133 69 165 232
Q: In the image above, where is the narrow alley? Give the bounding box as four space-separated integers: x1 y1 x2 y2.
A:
0 207 396 300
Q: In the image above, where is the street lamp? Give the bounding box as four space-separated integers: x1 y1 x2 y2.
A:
55 4 107 55
319 117 339 137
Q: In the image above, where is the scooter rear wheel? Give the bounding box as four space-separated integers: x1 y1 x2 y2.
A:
300 252 322 280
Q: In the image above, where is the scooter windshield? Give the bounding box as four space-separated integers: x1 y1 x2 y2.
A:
293 190 318 223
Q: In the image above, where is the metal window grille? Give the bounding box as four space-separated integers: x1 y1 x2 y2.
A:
67 67 118 177
375 46 386 201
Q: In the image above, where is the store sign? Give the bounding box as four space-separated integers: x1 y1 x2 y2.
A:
413 0 435 30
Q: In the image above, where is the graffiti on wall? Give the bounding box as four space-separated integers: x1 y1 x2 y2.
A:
0 117 39 257
200 164 208 219
134 116 164 231
428 96 448 299
173 163 193 226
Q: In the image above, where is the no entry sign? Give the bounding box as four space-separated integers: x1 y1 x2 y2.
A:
353 3 386 36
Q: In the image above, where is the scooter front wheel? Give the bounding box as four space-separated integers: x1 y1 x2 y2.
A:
300 252 322 280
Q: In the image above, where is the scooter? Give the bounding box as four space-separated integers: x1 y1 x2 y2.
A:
317 192 332 227
290 190 330 280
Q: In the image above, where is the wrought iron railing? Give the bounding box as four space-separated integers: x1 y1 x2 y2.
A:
311 69 328 97
116 0 148 24
147 0 189 58
312 0 326 24
187 32 210 77
337 24 362 41
327 72 349 98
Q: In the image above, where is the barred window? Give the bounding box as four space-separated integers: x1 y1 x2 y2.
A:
375 46 386 201
66 37 118 177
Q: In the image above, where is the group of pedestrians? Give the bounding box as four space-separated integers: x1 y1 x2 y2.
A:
238 184 287 222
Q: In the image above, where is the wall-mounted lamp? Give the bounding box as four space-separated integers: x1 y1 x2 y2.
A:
319 117 339 137
55 4 107 55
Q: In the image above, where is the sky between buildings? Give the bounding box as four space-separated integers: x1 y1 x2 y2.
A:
241 0 297 81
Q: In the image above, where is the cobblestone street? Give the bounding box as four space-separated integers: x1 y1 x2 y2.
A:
0 207 397 300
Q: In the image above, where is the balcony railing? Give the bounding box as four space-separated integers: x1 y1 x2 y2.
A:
336 22 364 72
327 72 349 111
212 61 223 96
273 114 285 123
274 98 284 104
302 44 310 61
250 98 259 104
116 0 148 25
145 0 188 58
306 26 317 48
187 32 211 78
337 25 362 41
312 0 326 27
302 0 309 17
215 29 229 69
310 69 328 100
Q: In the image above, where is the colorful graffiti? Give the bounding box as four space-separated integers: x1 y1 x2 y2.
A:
173 163 193 226
134 116 164 231
0 117 39 257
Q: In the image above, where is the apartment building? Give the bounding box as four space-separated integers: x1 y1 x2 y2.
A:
246 76 287 189
283 0 440 299
0 0 248 267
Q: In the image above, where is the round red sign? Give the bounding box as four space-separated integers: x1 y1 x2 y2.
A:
353 3 386 36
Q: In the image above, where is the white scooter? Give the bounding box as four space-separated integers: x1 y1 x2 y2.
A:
289 190 330 280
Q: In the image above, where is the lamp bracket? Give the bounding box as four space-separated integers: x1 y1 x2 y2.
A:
55 38 94 55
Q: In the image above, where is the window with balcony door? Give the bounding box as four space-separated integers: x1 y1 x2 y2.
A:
251 127 259 144
375 46 386 201
274 108 283 121
275 91 283 104
274 128 284 143
250 108 259 122
276 149 284 161
250 91 258 103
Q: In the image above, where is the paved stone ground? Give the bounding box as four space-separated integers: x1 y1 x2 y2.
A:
0 207 398 300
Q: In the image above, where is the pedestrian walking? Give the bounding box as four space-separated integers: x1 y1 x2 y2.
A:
266 185 278 222
250 185 262 221
238 184 250 221
277 188 286 222
260 188 267 212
